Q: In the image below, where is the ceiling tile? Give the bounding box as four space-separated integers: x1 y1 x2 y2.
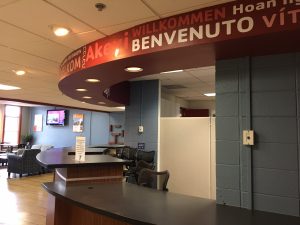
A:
0 21 44 47
47 0 157 34
145 0 235 17
0 0 18 8
0 46 59 74
169 76 200 85
19 40 72 62
161 79 180 85
99 16 158 35
163 71 193 79
0 0 95 44
57 30 105 49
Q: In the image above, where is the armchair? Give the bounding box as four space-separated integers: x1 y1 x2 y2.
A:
125 160 155 184
138 168 170 191
7 149 42 178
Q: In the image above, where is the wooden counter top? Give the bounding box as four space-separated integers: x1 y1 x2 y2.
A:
43 182 300 225
36 147 129 169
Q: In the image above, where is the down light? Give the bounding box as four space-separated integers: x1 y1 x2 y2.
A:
76 88 87 92
125 67 143 73
0 84 21 90
83 96 92 99
86 79 100 83
204 93 216 97
161 70 184 74
14 70 26 76
52 26 70 37
98 102 106 105
114 48 120 57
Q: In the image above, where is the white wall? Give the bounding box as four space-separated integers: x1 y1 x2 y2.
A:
161 91 188 117
0 104 4 142
159 117 216 199
188 100 215 116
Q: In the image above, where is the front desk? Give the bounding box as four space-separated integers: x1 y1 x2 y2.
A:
37 148 300 225
37 148 129 224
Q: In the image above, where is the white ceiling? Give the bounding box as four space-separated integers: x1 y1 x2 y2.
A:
0 0 233 111
132 66 215 101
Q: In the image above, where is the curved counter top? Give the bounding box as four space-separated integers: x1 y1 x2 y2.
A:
43 182 300 225
36 147 129 169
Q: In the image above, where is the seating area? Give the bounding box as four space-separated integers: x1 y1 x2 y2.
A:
7 149 42 178
102 146 170 191
0 143 54 178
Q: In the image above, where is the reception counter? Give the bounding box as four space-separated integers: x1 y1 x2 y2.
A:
37 147 130 225
37 147 129 185
38 148 300 225
43 182 300 225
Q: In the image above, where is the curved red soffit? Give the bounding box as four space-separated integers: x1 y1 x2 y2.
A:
58 0 300 106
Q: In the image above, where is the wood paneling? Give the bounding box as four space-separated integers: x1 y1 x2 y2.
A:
53 197 131 225
55 164 123 185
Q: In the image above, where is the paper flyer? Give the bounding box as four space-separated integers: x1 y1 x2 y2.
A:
75 136 86 161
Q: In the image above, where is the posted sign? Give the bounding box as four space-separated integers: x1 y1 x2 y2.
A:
75 136 86 162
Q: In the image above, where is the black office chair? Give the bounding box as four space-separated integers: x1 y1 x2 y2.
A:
103 148 117 157
121 147 137 161
136 150 155 163
125 160 155 183
137 168 170 191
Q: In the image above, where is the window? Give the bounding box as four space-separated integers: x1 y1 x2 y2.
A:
2 105 21 144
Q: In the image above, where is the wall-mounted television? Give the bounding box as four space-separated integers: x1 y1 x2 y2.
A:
46 109 68 126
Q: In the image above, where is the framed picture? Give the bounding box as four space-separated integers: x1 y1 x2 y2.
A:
33 114 43 132
73 114 84 132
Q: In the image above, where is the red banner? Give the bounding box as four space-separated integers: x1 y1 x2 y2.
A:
60 0 300 77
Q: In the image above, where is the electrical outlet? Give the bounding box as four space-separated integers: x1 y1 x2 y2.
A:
243 130 254 146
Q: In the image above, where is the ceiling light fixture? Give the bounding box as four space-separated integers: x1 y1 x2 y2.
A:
204 93 216 97
14 70 26 76
83 96 92 99
98 102 106 105
125 67 143 73
52 26 70 37
76 88 87 92
161 69 184 74
0 84 21 90
86 79 100 83
114 48 120 57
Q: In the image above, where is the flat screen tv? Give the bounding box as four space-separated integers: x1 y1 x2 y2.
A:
46 109 67 126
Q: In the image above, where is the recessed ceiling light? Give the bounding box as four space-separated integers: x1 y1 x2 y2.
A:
114 48 120 57
14 70 26 76
98 102 106 105
125 67 143 73
83 96 92 99
161 70 184 74
0 84 21 90
116 106 125 110
52 26 70 37
204 93 216 97
86 79 100 83
81 102 86 104
76 88 87 92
